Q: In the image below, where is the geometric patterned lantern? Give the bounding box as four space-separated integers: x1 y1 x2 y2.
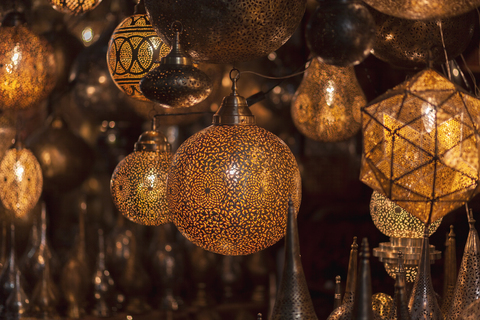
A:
110 121 172 226
107 14 170 102
0 143 43 219
167 72 302 255
361 69 480 225
48 0 102 15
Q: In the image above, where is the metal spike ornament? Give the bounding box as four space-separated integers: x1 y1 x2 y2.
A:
441 225 457 315
389 253 411 320
110 120 172 226
271 200 318 320
446 210 480 320
343 237 358 305
167 69 302 255
140 22 212 108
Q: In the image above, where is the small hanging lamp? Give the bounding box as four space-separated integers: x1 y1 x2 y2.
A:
140 22 212 108
110 119 172 226
48 0 102 15
167 69 301 255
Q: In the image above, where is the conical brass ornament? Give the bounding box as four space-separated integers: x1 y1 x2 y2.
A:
389 253 411 320
270 199 318 320
446 210 480 320
344 237 358 304
441 225 457 316
334 276 343 310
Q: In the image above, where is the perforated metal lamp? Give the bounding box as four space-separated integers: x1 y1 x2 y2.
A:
167 71 302 256
110 121 172 226
49 0 102 15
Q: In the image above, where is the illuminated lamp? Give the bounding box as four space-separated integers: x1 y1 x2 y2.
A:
49 0 102 15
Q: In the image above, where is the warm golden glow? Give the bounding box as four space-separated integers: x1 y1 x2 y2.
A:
49 0 102 15
291 58 365 142
0 148 43 218
372 293 393 318
384 262 418 283
167 125 302 256
107 14 170 102
361 69 480 224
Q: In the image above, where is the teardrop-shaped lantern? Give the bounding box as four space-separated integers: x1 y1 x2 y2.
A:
140 23 212 108
291 58 364 142
167 70 302 255
110 121 172 226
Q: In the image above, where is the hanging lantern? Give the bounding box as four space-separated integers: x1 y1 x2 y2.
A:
371 8 476 69
107 13 170 102
48 0 102 15
139 23 212 108
0 143 43 219
360 69 480 225
306 0 375 67
144 0 306 63
0 12 56 111
363 0 480 20
167 70 302 256
110 122 172 226
291 58 365 142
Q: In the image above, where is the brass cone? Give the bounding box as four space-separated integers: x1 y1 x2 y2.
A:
441 225 456 316
343 237 358 305
389 253 411 320
408 231 443 320
270 199 318 320
352 238 374 320
446 210 480 320
334 276 343 310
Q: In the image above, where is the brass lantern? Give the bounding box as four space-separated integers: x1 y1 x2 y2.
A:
167 71 302 256
49 0 102 15
110 122 172 226
361 69 480 225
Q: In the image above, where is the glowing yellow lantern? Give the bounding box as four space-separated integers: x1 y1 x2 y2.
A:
49 0 102 15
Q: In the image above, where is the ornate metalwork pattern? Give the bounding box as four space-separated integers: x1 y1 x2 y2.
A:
144 0 306 63
0 147 43 219
49 0 102 15
384 262 418 283
111 150 171 226
370 191 442 239
363 0 480 20
361 69 480 224
291 58 364 143
0 23 55 111
107 14 170 102
167 124 301 255
460 299 480 320
371 9 476 69
371 293 393 319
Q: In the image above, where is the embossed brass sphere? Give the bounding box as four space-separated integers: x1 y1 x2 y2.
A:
0 144 43 219
371 9 476 69
49 0 102 15
0 12 56 111
111 127 172 226
363 0 480 20
144 0 306 63
167 78 302 255
107 14 170 102
291 58 364 142
361 69 480 224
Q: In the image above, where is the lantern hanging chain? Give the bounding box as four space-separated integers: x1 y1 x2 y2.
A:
239 58 312 80
437 20 451 81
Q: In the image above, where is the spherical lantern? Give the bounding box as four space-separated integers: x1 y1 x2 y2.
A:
0 12 56 111
363 0 480 20
49 0 102 15
306 0 375 67
111 124 172 226
291 58 365 142
144 0 306 63
371 8 476 69
361 69 480 225
107 14 170 102
167 73 302 255
26 114 95 193
0 143 43 219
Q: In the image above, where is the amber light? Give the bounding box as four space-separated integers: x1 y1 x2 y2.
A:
49 0 102 15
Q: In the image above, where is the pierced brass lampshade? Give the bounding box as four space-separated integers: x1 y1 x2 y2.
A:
0 143 43 219
361 69 480 225
291 58 364 142
110 123 172 226
0 12 56 111
167 72 302 255
49 0 102 15
107 14 170 102
363 0 480 20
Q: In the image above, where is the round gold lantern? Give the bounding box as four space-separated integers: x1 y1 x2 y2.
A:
0 142 43 219
361 69 480 225
49 0 102 15
0 12 56 111
107 14 170 102
291 58 365 142
110 123 172 226
167 72 302 255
